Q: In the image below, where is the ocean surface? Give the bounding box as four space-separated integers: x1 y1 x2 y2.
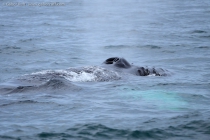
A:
0 0 210 139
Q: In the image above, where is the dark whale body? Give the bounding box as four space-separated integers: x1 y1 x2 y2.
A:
103 57 167 76
0 57 168 94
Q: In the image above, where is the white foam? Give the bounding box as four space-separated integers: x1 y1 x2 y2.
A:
148 74 156 76
65 71 97 82
30 70 54 75
25 66 120 82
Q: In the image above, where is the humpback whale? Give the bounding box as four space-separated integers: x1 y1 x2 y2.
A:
103 57 167 76
0 57 168 93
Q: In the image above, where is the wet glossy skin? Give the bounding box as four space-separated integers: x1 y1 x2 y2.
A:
103 57 166 76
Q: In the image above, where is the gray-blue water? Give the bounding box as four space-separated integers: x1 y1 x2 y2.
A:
0 0 210 139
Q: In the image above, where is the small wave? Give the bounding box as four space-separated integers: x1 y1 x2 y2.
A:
195 46 210 49
37 123 179 139
0 45 21 55
0 45 21 50
4 85 36 94
200 35 210 38
162 50 176 53
0 135 16 140
43 22 51 25
143 45 161 49
191 30 207 34
19 38 34 42
2 121 209 139
104 45 162 50
0 100 38 107
168 120 210 135
104 45 129 49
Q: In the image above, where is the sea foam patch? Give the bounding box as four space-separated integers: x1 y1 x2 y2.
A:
27 66 120 82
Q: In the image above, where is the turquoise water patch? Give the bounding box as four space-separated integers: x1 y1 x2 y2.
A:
118 87 188 111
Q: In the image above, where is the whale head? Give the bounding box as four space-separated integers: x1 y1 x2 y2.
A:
104 57 131 68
